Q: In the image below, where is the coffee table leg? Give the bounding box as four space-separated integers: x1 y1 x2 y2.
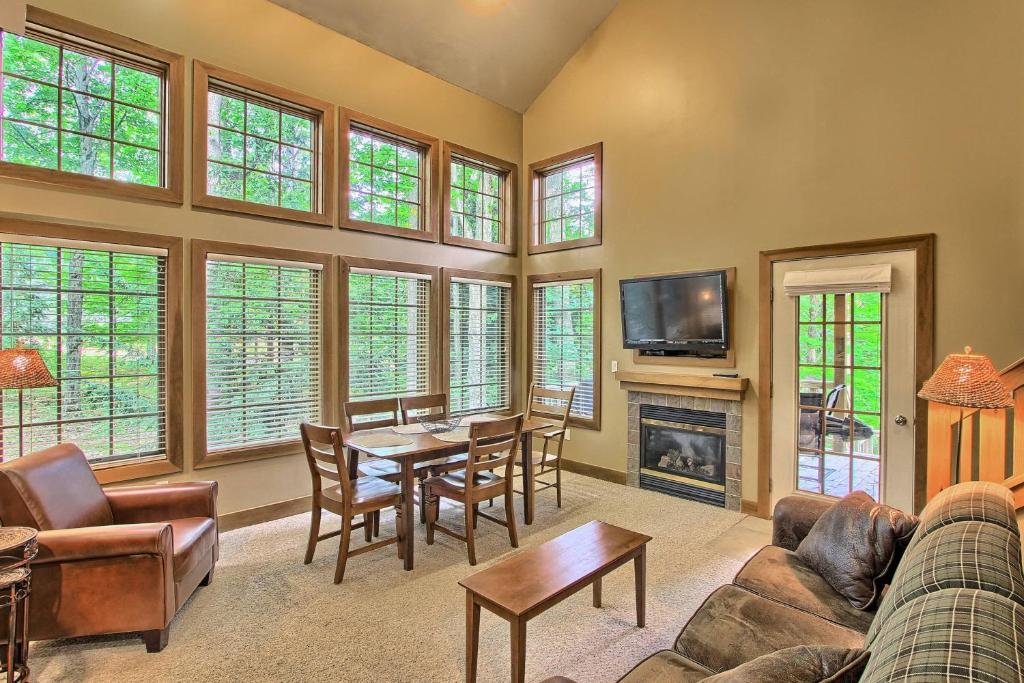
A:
466 591 480 683
593 576 602 608
521 431 534 525
634 546 646 627
401 456 416 570
511 616 527 683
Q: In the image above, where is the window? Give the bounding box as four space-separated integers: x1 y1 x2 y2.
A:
528 143 602 254
441 142 517 254
444 270 514 416
192 61 335 225
192 241 332 467
0 8 184 202
528 270 602 429
0 221 183 481
344 259 437 402
341 110 439 242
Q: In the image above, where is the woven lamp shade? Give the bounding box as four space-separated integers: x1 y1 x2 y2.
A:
918 346 1013 409
0 348 57 390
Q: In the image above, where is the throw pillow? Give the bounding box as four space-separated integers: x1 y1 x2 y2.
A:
702 646 869 682
796 490 918 609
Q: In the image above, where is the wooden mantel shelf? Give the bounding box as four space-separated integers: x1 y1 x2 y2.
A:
614 370 748 402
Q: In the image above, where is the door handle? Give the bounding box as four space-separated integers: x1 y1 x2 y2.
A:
894 415 908 426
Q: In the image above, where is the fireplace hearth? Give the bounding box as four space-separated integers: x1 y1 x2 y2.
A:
639 404 727 506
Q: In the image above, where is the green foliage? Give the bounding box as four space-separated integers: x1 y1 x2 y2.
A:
347 131 421 229
536 282 595 417
449 282 510 413
540 159 596 244
450 161 501 242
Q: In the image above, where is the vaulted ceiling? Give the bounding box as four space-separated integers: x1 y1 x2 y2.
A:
268 0 620 112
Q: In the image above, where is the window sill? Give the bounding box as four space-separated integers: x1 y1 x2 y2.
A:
93 458 182 485
528 235 602 255
340 217 438 243
193 441 305 470
0 161 184 204
441 233 516 255
192 192 333 227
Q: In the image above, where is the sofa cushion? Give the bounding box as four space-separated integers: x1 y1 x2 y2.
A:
618 651 712 683
909 480 1019 551
860 588 1024 682
733 545 874 633
795 491 917 610
170 517 216 579
867 520 1024 645
702 646 869 682
674 585 864 674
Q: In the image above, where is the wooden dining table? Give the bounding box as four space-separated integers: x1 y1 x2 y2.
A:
342 416 556 571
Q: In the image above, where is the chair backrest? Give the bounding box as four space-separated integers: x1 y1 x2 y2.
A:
825 383 848 414
526 385 575 428
300 423 351 497
343 397 400 432
0 443 113 530
465 414 524 485
399 393 448 425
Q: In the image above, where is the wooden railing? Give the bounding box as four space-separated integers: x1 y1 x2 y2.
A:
926 357 1024 506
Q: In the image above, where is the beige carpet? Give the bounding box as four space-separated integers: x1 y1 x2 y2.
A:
29 473 764 682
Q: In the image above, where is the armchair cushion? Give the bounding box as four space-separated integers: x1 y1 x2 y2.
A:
169 517 217 578
34 523 173 564
105 481 218 524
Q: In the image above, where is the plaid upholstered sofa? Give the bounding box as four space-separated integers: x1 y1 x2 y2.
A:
543 481 1024 682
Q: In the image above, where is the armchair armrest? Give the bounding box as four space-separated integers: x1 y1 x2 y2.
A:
772 495 834 551
104 481 218 524
35 523 173 565
540 428 566 441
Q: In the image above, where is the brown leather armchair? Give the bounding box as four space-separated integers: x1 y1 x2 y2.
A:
0 443 218 652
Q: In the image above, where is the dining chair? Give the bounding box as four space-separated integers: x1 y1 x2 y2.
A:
299 423 403 584
424 414 523 565
516 384 576 508
342 398 403 535
399 394 473 522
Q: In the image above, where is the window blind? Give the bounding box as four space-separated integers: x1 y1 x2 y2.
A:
449 278 511 415
531 278 595 419
348 268 432 401
0 239 168 464
205 257 321 451
783 264 893 296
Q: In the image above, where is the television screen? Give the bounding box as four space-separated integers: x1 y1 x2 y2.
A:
620 271 727 350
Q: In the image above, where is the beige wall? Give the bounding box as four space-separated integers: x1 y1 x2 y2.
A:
0 0 522 514
522 0 1024 501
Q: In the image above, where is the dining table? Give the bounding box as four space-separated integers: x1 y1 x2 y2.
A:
342 415 556 571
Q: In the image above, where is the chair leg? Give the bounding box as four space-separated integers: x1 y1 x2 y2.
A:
143 628 169 653
505 486 519 549
472 502 479 529
419 478 428 524
465 500 477 566
334 514 352 585
200 567 214 586
363 512 373 542
304 504 321 564
395 506 405 560
426 491 439 545
556 465 563 508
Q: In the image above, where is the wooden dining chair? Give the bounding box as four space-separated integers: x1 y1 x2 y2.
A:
399 394 472 522
299 423 403 584
516 384 576 508
342 398 403 535
424 414 523 565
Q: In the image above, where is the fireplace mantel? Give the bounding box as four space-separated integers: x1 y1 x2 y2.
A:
614 370 748 401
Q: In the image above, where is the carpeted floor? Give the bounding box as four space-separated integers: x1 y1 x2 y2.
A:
29 473 766 682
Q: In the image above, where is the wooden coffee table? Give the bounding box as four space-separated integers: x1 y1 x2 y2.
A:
459 520 652 683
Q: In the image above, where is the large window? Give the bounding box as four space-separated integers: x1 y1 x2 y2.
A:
529 271 602 429
193 61 335 225
345 260 436 402
341 111 438 242
0 8 183 202
193 242 330 466
0 223 183 480
445 270 514 415
528 143 602 254
441 143 516 254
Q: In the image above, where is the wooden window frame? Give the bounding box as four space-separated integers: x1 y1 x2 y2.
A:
191 239 336 469
0 217 184 484
527 269 603 430
527 142 602 255
340 256 441 402
339 109 440 243
441 268 518 416
0 7 185 204
441 142 517 255
191 61 336 226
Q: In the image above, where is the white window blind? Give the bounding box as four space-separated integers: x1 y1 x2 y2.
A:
0 238 168 465
783 264 892 296
531 278 595 419
205 256 321 451
449 278 511 415
348 268 432 401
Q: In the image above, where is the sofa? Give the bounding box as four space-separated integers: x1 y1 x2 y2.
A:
0 443 219 652
544 481 1024 681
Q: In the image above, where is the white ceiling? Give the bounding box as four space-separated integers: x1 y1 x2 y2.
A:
268 0 620 112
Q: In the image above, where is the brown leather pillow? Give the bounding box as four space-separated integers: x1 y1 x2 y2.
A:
796 491 918 609
702 646 868 682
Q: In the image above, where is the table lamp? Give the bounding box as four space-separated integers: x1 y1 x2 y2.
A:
918 346 1013 483
0 347 57 458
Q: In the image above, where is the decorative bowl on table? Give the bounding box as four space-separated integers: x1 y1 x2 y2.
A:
418 416 462 434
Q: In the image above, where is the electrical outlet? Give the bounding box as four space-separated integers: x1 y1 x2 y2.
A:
565 429 571 441
611 360 619 372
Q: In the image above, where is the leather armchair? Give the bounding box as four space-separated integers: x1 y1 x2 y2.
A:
0 443 218 652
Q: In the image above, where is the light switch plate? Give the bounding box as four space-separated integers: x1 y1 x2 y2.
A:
611 360 619 372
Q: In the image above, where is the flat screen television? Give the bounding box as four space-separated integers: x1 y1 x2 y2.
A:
620 270 728 353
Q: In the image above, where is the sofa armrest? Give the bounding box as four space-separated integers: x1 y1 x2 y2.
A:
35 523 173 564
104 481 218 524
772 495 835 551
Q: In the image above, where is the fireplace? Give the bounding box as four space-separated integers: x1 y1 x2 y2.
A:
639 404 727 507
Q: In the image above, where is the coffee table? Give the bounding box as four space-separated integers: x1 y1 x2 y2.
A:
459 520 652 683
